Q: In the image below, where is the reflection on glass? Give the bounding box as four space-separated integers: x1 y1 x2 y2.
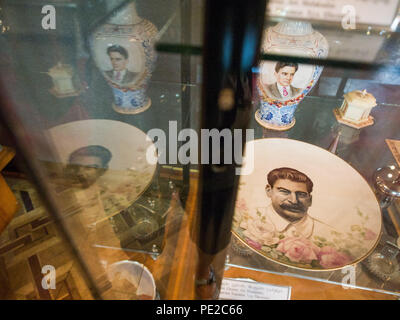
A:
65 145 112 189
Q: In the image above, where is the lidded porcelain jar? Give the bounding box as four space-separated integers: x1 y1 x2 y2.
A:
90 2 158 114
255 21 329 130
48 62 80 97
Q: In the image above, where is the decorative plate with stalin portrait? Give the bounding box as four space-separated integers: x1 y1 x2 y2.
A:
232 139 382 271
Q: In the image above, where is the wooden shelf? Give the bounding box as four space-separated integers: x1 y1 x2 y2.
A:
0 145 18 234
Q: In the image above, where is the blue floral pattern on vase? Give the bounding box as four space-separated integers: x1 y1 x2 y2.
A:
259 101 298 127
266 112 273 120
281 113 290 124
115 96 123 106
112 87 147 112
131 99 139 107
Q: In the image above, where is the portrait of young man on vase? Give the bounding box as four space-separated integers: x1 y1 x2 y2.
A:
265 62 302 100
105 45 138 85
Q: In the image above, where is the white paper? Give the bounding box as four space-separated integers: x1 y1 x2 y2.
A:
219 278 291 300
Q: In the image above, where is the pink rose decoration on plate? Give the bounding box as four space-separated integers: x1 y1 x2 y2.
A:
234 198 249 224
242 218 280 246
317 246 352 269
246 238 262 250
235 198 249 212
276 237 320 264
363 228 377 241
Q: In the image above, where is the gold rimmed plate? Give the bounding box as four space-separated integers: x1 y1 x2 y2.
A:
232 138 382 271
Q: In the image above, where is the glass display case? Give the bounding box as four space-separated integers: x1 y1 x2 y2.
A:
0 0 399 300
0 0 196 300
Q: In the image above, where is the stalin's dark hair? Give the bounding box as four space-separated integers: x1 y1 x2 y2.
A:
267 167 313 193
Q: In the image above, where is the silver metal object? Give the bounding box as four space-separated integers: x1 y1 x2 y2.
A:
366 241 400 282
151 244 159 261
381 241 399 261
373 165 400 208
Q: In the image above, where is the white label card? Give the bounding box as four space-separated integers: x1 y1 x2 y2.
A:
219 278 291 300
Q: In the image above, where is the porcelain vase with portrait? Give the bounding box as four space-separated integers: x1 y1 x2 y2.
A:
90 2 157 114
255 21 329 130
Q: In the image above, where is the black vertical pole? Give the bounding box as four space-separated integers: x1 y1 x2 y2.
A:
194 0 267 299
179 0 192 207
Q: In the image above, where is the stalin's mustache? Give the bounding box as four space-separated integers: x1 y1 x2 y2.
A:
280 203 306 213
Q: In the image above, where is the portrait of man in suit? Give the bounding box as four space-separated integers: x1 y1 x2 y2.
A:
105 45 138 85
265 62 302 100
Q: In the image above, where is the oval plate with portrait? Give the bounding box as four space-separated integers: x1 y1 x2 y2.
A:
232 139 382 271
43 119 157 222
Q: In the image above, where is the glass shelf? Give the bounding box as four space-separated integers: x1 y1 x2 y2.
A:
226 232 400 297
